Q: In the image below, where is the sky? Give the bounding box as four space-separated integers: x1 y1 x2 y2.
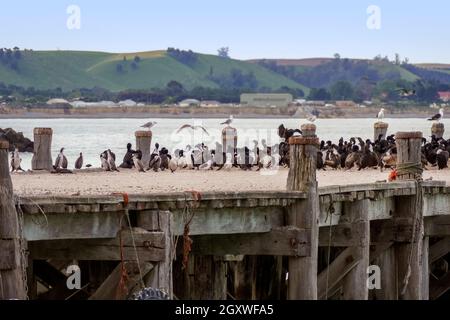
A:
0 0 448 63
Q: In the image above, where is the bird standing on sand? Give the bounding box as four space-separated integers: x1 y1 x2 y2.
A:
132 153 146 172
54 148 68 169
75 152 83 169
100 153 110 171
377 108 385 120
11 148 25 172
221 115 233 126
107 149 119 172
428 108 444 122
176 124 210 136
168 156 178 173
141 121 157 130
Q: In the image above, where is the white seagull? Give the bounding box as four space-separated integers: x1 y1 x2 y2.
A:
377 108 385 120
220 115 233 126
428 108 444 122
141 121 157 130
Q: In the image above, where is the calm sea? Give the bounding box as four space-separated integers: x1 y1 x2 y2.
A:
1 118 445 170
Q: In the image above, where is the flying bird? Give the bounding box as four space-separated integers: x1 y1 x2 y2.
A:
396 88 416 97
141 121 157 130
428 108 444 122
176 124 210 135
220 115 233 126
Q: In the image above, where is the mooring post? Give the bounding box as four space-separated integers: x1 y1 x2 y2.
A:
31 128 53 171
341 199 370 300
374 121 389 141
394 131 426 299
431 122 444 139
286 123 319 300
0 140 27 299
135 130 152 167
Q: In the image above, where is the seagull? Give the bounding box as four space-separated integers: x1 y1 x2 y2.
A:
176 124 210 135
220 115 233 125
141 121 157 130
307 115 317 123
428 108 444 122
377 108 385 120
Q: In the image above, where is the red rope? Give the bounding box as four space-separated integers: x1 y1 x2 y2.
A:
181 190 201 270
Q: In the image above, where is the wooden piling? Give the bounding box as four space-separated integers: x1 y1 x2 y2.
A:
31 128 53 171
0 140 27 299
394 131 426 300
341 199 370 300
286 123 319 300
431 122 445 139
135 130 152 167
374 122 389 141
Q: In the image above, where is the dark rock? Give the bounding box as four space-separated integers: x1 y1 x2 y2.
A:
0 128 34 152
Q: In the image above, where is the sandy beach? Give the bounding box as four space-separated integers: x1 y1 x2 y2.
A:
11 166 450 197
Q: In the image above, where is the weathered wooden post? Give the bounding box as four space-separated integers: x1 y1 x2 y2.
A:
374 122 389 141
341 199 370 299
221 126 237 165
135 130 152 167
394 131 426 299
286 123 319 300
31 128 53 171
431 123 444 139
0 140 27 299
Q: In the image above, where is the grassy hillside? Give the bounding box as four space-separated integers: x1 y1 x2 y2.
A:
0 50 309 92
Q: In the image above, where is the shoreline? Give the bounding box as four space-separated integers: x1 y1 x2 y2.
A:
0 111 438 119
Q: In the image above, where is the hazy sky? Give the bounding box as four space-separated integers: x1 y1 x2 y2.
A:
0 0 447 63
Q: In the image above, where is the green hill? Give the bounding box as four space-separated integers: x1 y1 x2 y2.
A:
0 50 309 93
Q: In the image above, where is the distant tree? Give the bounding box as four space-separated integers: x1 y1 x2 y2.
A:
134 56 141 63
166 80 184 96
394 53 401 65
209 65 214 77
13 50 21 60
217 47 230 58
308 88 331 100
402 57 409 65
373 54 382 61
334 53 341 60
123 56 127 61
330 80 354 100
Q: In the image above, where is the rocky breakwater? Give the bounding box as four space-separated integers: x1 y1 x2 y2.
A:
0 128 34 152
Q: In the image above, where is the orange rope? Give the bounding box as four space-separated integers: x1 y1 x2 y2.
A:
181 190 201 270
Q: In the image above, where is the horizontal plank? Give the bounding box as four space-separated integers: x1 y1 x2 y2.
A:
191 227 310 256
425 216 450 236
29 231 165 261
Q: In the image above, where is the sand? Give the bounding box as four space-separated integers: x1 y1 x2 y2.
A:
10 166 450 197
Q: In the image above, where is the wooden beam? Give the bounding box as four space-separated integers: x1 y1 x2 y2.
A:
430 271 450 300
0 141 27 299
29 231 166 261
370 244 397 300
425 216 450 237
342 199 370 300
318 247 362 299
286 124 319 300
191 227 309 256
430 237 450 264
89 261 154 300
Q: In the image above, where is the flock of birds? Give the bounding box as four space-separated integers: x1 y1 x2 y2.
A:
8 108 450 175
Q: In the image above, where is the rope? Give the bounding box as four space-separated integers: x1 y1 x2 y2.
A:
400 179 424 297
396 162 423 180
324 197 335 300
